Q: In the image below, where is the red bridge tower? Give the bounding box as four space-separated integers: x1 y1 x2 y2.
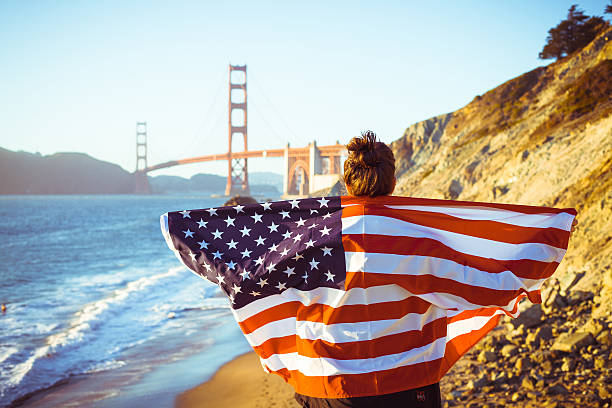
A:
226 64 250 196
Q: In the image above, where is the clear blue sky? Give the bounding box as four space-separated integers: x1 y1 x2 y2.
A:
0 1 608 177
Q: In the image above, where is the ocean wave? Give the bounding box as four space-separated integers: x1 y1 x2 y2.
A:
0 265 185 395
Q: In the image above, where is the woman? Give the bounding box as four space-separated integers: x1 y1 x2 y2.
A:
294 131 443 407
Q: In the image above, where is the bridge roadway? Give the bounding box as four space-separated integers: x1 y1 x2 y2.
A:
145 143 345 173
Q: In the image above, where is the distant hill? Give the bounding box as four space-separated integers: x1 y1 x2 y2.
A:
0 148 135 194
0 147 283 196
149 172 281 196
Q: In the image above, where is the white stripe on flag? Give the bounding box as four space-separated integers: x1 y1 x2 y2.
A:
341 215 567 262
384 205 574 231
345 252 547 292
232 285 412 322
242 307 445 347
260 336 448 376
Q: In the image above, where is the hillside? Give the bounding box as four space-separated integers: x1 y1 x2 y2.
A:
0 147 282 196
0 148 135 194
387 28 611 405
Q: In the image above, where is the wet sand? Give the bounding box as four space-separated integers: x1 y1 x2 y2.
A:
175 352 300 408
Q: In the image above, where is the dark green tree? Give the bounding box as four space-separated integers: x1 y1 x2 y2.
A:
606 1 612 16
539 4 608 60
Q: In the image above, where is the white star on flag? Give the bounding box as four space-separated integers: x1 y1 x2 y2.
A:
224 216 235 227
267 222 279 233
309 258 320 270
226 260 237 270
232 284 242 294
290 199 300 208
180 210 191 218
276 282 287 291
183 229 194 238
283 267 295 277
305 239 315 248
319 226 331 236
240 248 252 258
227 239 238 249
197 219 208 228
234 204 245 213
325 270 335 281
239 226 251 237
251 213 263 223
257 278 268 288
255 236 266 246
212 250 223 260
262 202 272 210
212 229 223 239
317 197 329 207
206 208 217 216
321 247 333 256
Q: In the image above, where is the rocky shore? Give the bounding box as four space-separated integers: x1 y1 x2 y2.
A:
441 269 611 408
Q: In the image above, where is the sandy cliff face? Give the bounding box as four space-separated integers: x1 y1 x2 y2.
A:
390 28 612 320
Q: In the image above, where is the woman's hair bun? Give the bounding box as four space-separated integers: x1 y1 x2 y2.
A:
347 130 379 167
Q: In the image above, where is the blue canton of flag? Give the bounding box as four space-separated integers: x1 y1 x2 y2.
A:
161 197 344 309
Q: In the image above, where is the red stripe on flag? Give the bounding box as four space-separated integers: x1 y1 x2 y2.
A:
344 271 542 306
341 205 570 248
340 195 577 216
237 296 433 334
251 316 447 360
342 234 560 280
265 358 444 398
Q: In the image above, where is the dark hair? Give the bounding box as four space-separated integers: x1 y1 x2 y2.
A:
343 130 395 197
223 195 258 207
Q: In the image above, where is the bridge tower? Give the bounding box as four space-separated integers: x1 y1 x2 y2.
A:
134 121 151 193
225 64 250 196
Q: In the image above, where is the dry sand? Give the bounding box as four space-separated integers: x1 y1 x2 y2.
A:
175 352 300 408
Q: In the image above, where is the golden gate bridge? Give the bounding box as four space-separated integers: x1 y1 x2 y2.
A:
134 65 345 197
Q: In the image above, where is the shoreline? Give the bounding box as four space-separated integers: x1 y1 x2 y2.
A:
175 351 299 408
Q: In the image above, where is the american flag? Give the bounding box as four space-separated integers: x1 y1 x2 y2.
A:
161 195 576 398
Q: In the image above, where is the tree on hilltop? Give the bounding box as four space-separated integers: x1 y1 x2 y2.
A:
606 1 612 17
539 4 608 60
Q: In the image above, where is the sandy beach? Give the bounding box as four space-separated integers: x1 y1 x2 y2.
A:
176 352 299 408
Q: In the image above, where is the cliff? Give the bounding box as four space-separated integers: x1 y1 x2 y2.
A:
391 27 612 319
389 28 612 406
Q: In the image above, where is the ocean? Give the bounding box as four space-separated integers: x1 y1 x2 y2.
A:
0 195 254 407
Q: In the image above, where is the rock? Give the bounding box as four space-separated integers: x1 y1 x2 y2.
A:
596 330 612 347
530 350 551 364
548 383 568 395
584 318 608 337
491 372 507 384
477 350 496 363
536 325 554 341
521 376 536 390
515 357 531 372
552 331 595 352
511 304 543 328
510 392 522 402
594 356 608 370
541 360 554 375
501 344 518 358
561 357 576 371
599 385 612 400
448 179 463 199
566 290 594 305
558 270 585 295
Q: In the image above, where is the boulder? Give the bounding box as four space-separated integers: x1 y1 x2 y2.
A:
477 350 497 363
552 331 595 352
501 344 518 358
558 270 585 295
511 304 543 328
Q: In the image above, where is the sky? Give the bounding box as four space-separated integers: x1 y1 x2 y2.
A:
0 0 609 178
